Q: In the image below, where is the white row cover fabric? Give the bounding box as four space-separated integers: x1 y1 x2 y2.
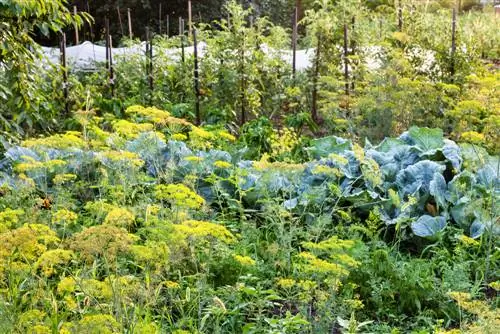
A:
40 41 434 73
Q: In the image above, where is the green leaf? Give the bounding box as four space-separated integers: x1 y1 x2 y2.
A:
407 127 444 153
411 215 447 237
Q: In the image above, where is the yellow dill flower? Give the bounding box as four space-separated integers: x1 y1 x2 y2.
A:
104 208 135 228
131 241 169 265
388 189 401 208
234 255 256 266
53 173 77 185
15 159 66 174
126 105 171 124
171 133 188 141
297 252 350 277
18 310 46 327
57 276 77 295
328 153 349 165
312 165 342 178
488 281 500 291
297 280 317 291
0 208 24 232
184 155 204 163
35 249 74 277
113 119 154 139
98 150 144 168
69 225 137 263
216 130 236 142
52 209 78 225
76 314 120 334
458 234 480 247
0 224 59 263
164 280 181 289
214 160 232 169
22 132 85 149
461 131 485 145
190 126 215 140
175 220 236 244
154 184 205 209
28 325 51 334
81 279 113 300
277 278 296 289
352 144 365 161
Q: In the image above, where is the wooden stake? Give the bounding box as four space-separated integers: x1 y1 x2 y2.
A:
343 23 349 96
167 15 170 37
311 32 320 123
351 16 355 91
451 7 457 82
117 6 124 37
60 33 69 116
105 17 110 69
159 3 162 35
105 18 114 97
73 6 79 45
398 3 403 31
193 28 201 125
188 0 193 38
292 6 298 77
127 8 133 39
180 18 185 63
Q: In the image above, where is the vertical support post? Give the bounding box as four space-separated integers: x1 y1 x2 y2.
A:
73 6 79 45
105 18 114 97
127 8 133 39
180 18 185 63
193 28 201 125
167 15 170 37
351 16 355 91
188 0 193 38
398 2 403 32
117 6 124 37
105 17 110 69
311 32 320 123
343 23 349 97
451 7 457 82
149 30 154 97
240 31 246 126
292 6 298 78
60 33 69 116
159 3 162 35
86 0 94 42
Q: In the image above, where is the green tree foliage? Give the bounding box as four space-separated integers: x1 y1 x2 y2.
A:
0 0 86 138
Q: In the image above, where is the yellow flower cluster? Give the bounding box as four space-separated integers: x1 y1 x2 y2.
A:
98 150 144 168
234 255 256 266
35 249 74 277
277 278 296 289
215 130 236 142
52 209 78 225
126 105 171 124
113 119 154 139
297 252 350 277
53 173 77 185
447 291 500 333
131 241 170 266
458 234 480 247
0 208 24 232
60 314 120 334
253 154 305 172
311 165 342 178
15 157 66 174
154 184 205 209
184 155 204 163
214 160 232 169
461 131 485 145
22 131 86 149
171 133 188 141
269 127 299 159
104 207 135 228
163 280 181 289
175 220 236 244
69 225 137 263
